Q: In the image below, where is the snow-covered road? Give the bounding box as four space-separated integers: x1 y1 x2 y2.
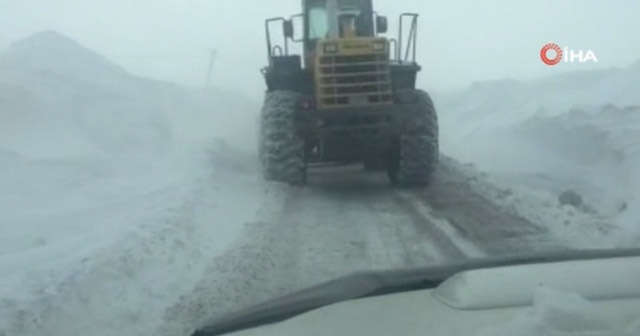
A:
155 160 569 336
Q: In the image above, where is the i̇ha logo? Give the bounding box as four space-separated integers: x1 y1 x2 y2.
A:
540 43 598 66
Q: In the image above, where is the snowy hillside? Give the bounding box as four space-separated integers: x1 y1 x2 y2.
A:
439 61 640 139
0 31 260 159
437 61 640 245
0 31 169 159
0 31 268 335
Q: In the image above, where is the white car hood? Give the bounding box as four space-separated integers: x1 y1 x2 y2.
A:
228 256 640 336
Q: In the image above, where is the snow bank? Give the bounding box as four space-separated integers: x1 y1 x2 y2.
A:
437 61 640 245
514 106 640 246
0 152 204 334
438 157 615 248
0 31 266 335
1 159 279 336
476 287 640 336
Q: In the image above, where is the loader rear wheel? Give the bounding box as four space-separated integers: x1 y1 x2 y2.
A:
388 89 439 187
259 91 306 185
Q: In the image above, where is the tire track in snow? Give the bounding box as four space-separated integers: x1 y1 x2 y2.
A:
415 159 568 255
156 163 569 335
265 167 445 291
157 166 492 335
393 191 486 258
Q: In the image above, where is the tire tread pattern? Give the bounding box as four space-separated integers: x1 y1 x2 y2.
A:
259 91 305 185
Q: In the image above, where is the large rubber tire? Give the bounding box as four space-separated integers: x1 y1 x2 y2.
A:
259 91 306 185
388 89 439 187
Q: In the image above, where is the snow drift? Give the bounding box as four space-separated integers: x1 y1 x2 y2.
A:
437 61 640 245
0 31 266 336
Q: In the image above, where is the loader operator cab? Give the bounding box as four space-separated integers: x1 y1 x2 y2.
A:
307 0 375 39
305 0 381 68
337 9 370 37
263 0 409 99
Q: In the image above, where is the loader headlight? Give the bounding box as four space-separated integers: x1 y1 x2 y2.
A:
323 43 338 54
372 41 386 52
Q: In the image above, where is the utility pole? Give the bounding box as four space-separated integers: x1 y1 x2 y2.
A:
205 48 218 87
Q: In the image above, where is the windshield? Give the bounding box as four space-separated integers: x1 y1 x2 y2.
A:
308 5 329 39
306 0 373 39
1 1 639 336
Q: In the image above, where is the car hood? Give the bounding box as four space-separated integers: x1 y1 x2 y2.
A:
204 250 640 336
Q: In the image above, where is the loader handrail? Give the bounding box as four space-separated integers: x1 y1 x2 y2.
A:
265 17 290 66
398 13 419 63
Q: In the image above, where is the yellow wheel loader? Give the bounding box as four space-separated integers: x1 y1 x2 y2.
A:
259 0 439 186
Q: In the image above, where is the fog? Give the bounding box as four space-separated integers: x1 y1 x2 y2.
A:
2 2 640 333
2 0 639 98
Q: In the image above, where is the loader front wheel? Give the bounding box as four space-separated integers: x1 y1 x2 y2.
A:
259 91 306 185
387 89 439 187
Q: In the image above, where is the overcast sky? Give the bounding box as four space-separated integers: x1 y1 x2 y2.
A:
1 0 639 98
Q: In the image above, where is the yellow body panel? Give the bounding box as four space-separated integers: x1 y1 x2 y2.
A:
314 38 392 110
